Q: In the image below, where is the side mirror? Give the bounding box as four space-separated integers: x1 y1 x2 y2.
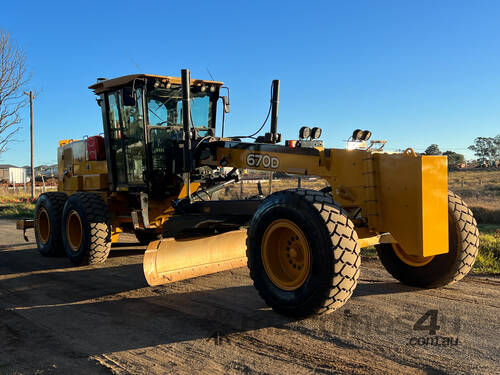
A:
122 86 136 106
222 95 230 113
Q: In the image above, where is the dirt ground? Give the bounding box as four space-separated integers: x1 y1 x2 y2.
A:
0 219 499 375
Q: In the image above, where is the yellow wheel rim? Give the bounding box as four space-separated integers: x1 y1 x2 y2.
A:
36 207 50 244
261 219 311 291
66 210 83 252
393 243 434 267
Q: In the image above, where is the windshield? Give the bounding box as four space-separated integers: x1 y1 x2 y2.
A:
146 85 214 135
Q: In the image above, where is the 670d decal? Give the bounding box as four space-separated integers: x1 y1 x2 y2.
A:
246 153 280 169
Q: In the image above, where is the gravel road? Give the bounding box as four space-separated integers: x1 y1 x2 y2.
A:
0 219 498 375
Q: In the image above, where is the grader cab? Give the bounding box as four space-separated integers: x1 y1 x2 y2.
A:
18 69 479 318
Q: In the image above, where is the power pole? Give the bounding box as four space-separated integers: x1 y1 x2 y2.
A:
24 90 35 200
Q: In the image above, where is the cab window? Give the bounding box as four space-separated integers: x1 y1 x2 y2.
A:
106 88 146 186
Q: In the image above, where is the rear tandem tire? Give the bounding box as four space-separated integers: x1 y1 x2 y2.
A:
247 189 361 318
34 192 68 257
376 191 480 288
61 192 112 265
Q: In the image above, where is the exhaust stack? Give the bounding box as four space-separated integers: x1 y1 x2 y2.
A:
181 69 192 172
270 79 280 143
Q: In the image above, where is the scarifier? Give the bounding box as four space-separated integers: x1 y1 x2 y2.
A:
17 69 479 317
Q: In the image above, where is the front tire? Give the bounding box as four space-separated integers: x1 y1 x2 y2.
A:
376 191 480 288
247 189 360 318
34 192 67 256
61 193 111 265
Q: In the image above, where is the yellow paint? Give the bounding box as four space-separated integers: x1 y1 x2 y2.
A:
54 123 450 258
73 160 108 175
207 145 449 257
143 229 247 286
66 209 83 251
261 219 311 291
57 140 108 193
147 183 200 228
58 139 75 147
178 182 200 199
421 156 448 256
392 243 435 267
376 153 448 257
82 174 108 190
16 219 34 230
63 175 83 191
111 227 122 243
357 233 395 248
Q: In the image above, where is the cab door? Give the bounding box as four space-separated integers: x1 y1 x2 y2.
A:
106 88 146 188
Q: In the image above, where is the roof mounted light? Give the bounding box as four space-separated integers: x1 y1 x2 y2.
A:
361 130 372 141
299 126 311 139
352 129 363 141
311 127 322 139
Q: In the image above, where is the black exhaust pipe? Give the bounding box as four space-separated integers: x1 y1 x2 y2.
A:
181 69 191 172
269 79 280 143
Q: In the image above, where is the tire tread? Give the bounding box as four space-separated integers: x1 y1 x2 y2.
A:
69 192 111 265
247 188 360 316
35 192 67 256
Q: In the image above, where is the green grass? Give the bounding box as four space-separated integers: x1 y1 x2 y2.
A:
361 246 377 259
474 224 500 274
360 226 500 275
0 192 36 219
0 202 35 219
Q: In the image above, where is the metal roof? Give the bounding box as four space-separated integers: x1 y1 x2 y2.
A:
89 74 224 94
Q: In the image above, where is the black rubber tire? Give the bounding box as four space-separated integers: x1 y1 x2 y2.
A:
247 188 361 318
135 231 161 246
61 192 111 265
376 191 480 288
34 192 67 256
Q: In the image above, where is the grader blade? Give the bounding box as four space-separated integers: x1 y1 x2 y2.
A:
143 229 248 286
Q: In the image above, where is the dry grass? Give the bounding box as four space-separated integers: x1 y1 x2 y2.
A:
0 188 55 219
214 177 327 200
220 170 500 224
449 169 500 225
223 170 500 275
0 171 498 274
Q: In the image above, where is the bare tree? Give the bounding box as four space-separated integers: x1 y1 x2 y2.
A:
0 31 29 155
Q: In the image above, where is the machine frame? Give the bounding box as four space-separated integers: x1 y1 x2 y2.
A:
16 69 479 318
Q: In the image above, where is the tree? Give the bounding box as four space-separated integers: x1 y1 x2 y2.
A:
442 151 465 167
424 144 441 155
0 31 29 155
468 135 500 163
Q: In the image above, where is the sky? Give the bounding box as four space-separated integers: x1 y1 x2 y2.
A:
1 0 499 166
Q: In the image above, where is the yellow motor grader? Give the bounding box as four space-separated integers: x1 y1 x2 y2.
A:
17 69 479 318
